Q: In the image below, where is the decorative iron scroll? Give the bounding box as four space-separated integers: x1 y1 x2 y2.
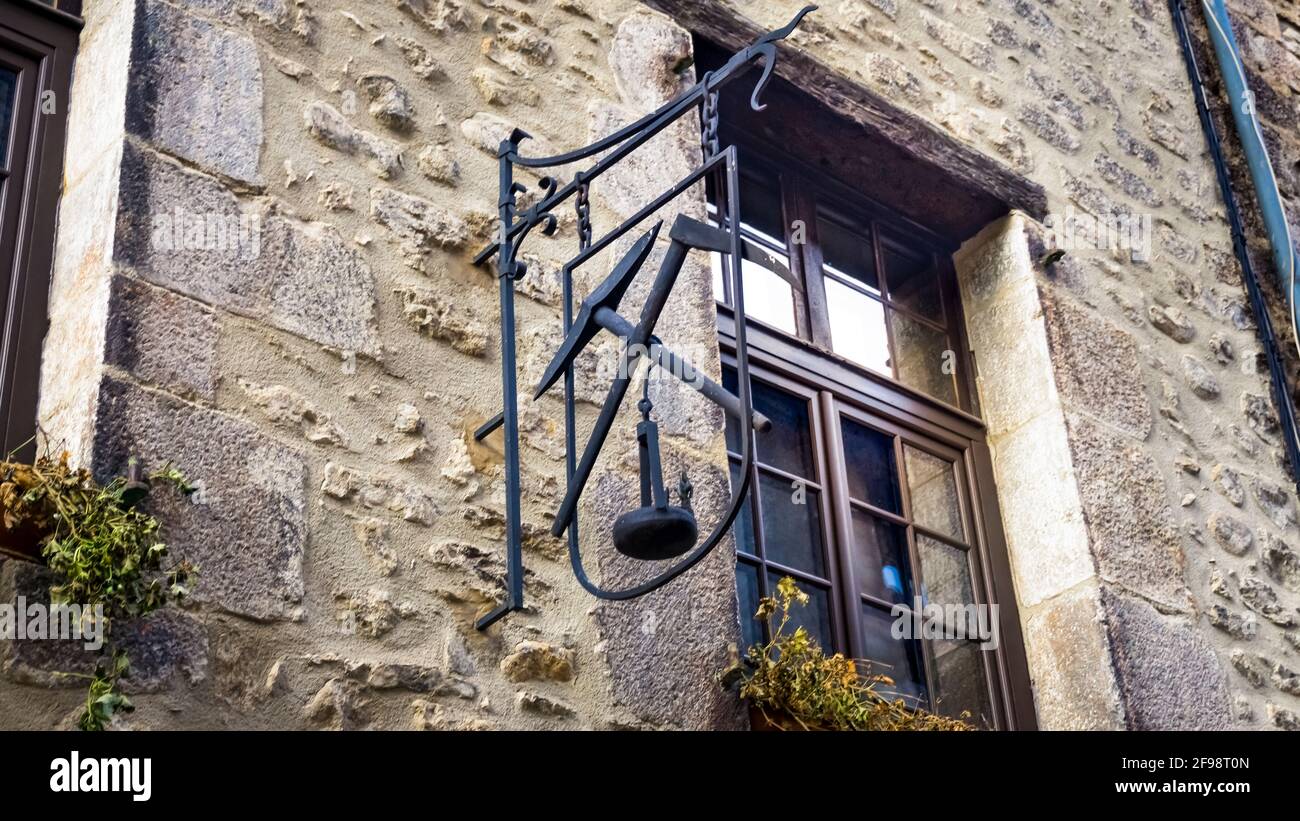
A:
471 6 817 630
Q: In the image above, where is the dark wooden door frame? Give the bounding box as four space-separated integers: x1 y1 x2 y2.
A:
0 0 81 462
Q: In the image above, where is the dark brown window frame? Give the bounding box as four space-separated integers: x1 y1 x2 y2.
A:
0 0 81 466
710 135 1036 729
710 142 979 416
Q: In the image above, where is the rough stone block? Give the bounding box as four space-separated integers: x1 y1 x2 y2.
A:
114 142 381 356
989 411 1096 607
1042 292 1151 439
1022 582 1125 729
1065 415 1187 610
126 0 263 184
0 562 207 693
593 463 745 730
1101 587 1232 730
93 377 306 621
104 275 218 400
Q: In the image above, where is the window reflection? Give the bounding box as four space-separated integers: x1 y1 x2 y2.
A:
0 68 16 169
882 241 944 322
818 212 879 293
891 310 957 406
825 277 890 375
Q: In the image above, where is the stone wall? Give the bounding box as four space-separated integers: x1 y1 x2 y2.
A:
4 0 1300 731
3 0 742 730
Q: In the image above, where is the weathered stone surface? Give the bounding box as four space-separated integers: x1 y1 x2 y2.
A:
1210 464 1245 506
1018 104 1081 153
357 74 415 131
1252 478 1296 528
320 461 437 525
1261 531 1300 592
1208 604 1258 640
1022 582 1125 729
411 699 495 730
305 101 402 178
353 517 398 577
1239 576 1296 626
460 111 557 157
608 9 692 113
1229 649 1270 688
1181 355 1220 400
515 691 574 718
0 562 208 693
417 143 460 185
104 275 218 401
500 641 576 683
1042 293 1151 438
1240 392 1281 443
126 0 262 184
1148 304 1196 342
394 35 447 81
302 677 368 729
370 187 469 271
393 403 423 434
1268 704 1300 730
397 287 488 356
1064 415 1184 609
593 464 746 730
114 143 381 356
335 589 416 638
239 379 348 447
1273 663 1300 696
93 377 306 621
1101 588 1231 729
1208 513 1254 556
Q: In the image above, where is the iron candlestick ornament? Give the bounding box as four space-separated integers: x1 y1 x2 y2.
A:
470 6 817 630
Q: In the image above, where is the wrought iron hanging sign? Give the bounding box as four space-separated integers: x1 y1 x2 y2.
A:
471 6 817 629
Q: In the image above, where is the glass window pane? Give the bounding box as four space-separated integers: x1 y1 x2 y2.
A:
850 509 912 605
931 640 994 727
757 471 825 577
883 242 944 322
786 579 834 653
891 310 958 406
710 249 725 302
736 561 765 652
904 445 964 541
817 212 879 292
740 258 796 334
839 419 901 513
0 68 16 169
724 369 816 479
728 460 757 557
825 277 890 376
860 604 929 707
723 366 740 452
917 535 974 612
739 171 787 246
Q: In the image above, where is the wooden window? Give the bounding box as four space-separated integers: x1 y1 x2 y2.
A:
710 128 1034 730
0 0 81 462
708 157 976 414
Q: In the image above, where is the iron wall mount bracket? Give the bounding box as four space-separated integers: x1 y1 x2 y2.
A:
470 6 817 630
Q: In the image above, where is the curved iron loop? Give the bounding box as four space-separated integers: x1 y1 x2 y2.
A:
563 149 755 601
479 7 816 619
471 5 817 268
512 3 813 167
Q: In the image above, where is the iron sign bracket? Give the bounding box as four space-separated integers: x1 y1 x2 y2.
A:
470 6 816 630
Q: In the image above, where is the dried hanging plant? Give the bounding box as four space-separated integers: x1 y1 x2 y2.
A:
0 453 197 730
726 576 972 731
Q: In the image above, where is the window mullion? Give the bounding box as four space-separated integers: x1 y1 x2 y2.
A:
785 175 830 348
871 221 902 381
816 391 865 660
